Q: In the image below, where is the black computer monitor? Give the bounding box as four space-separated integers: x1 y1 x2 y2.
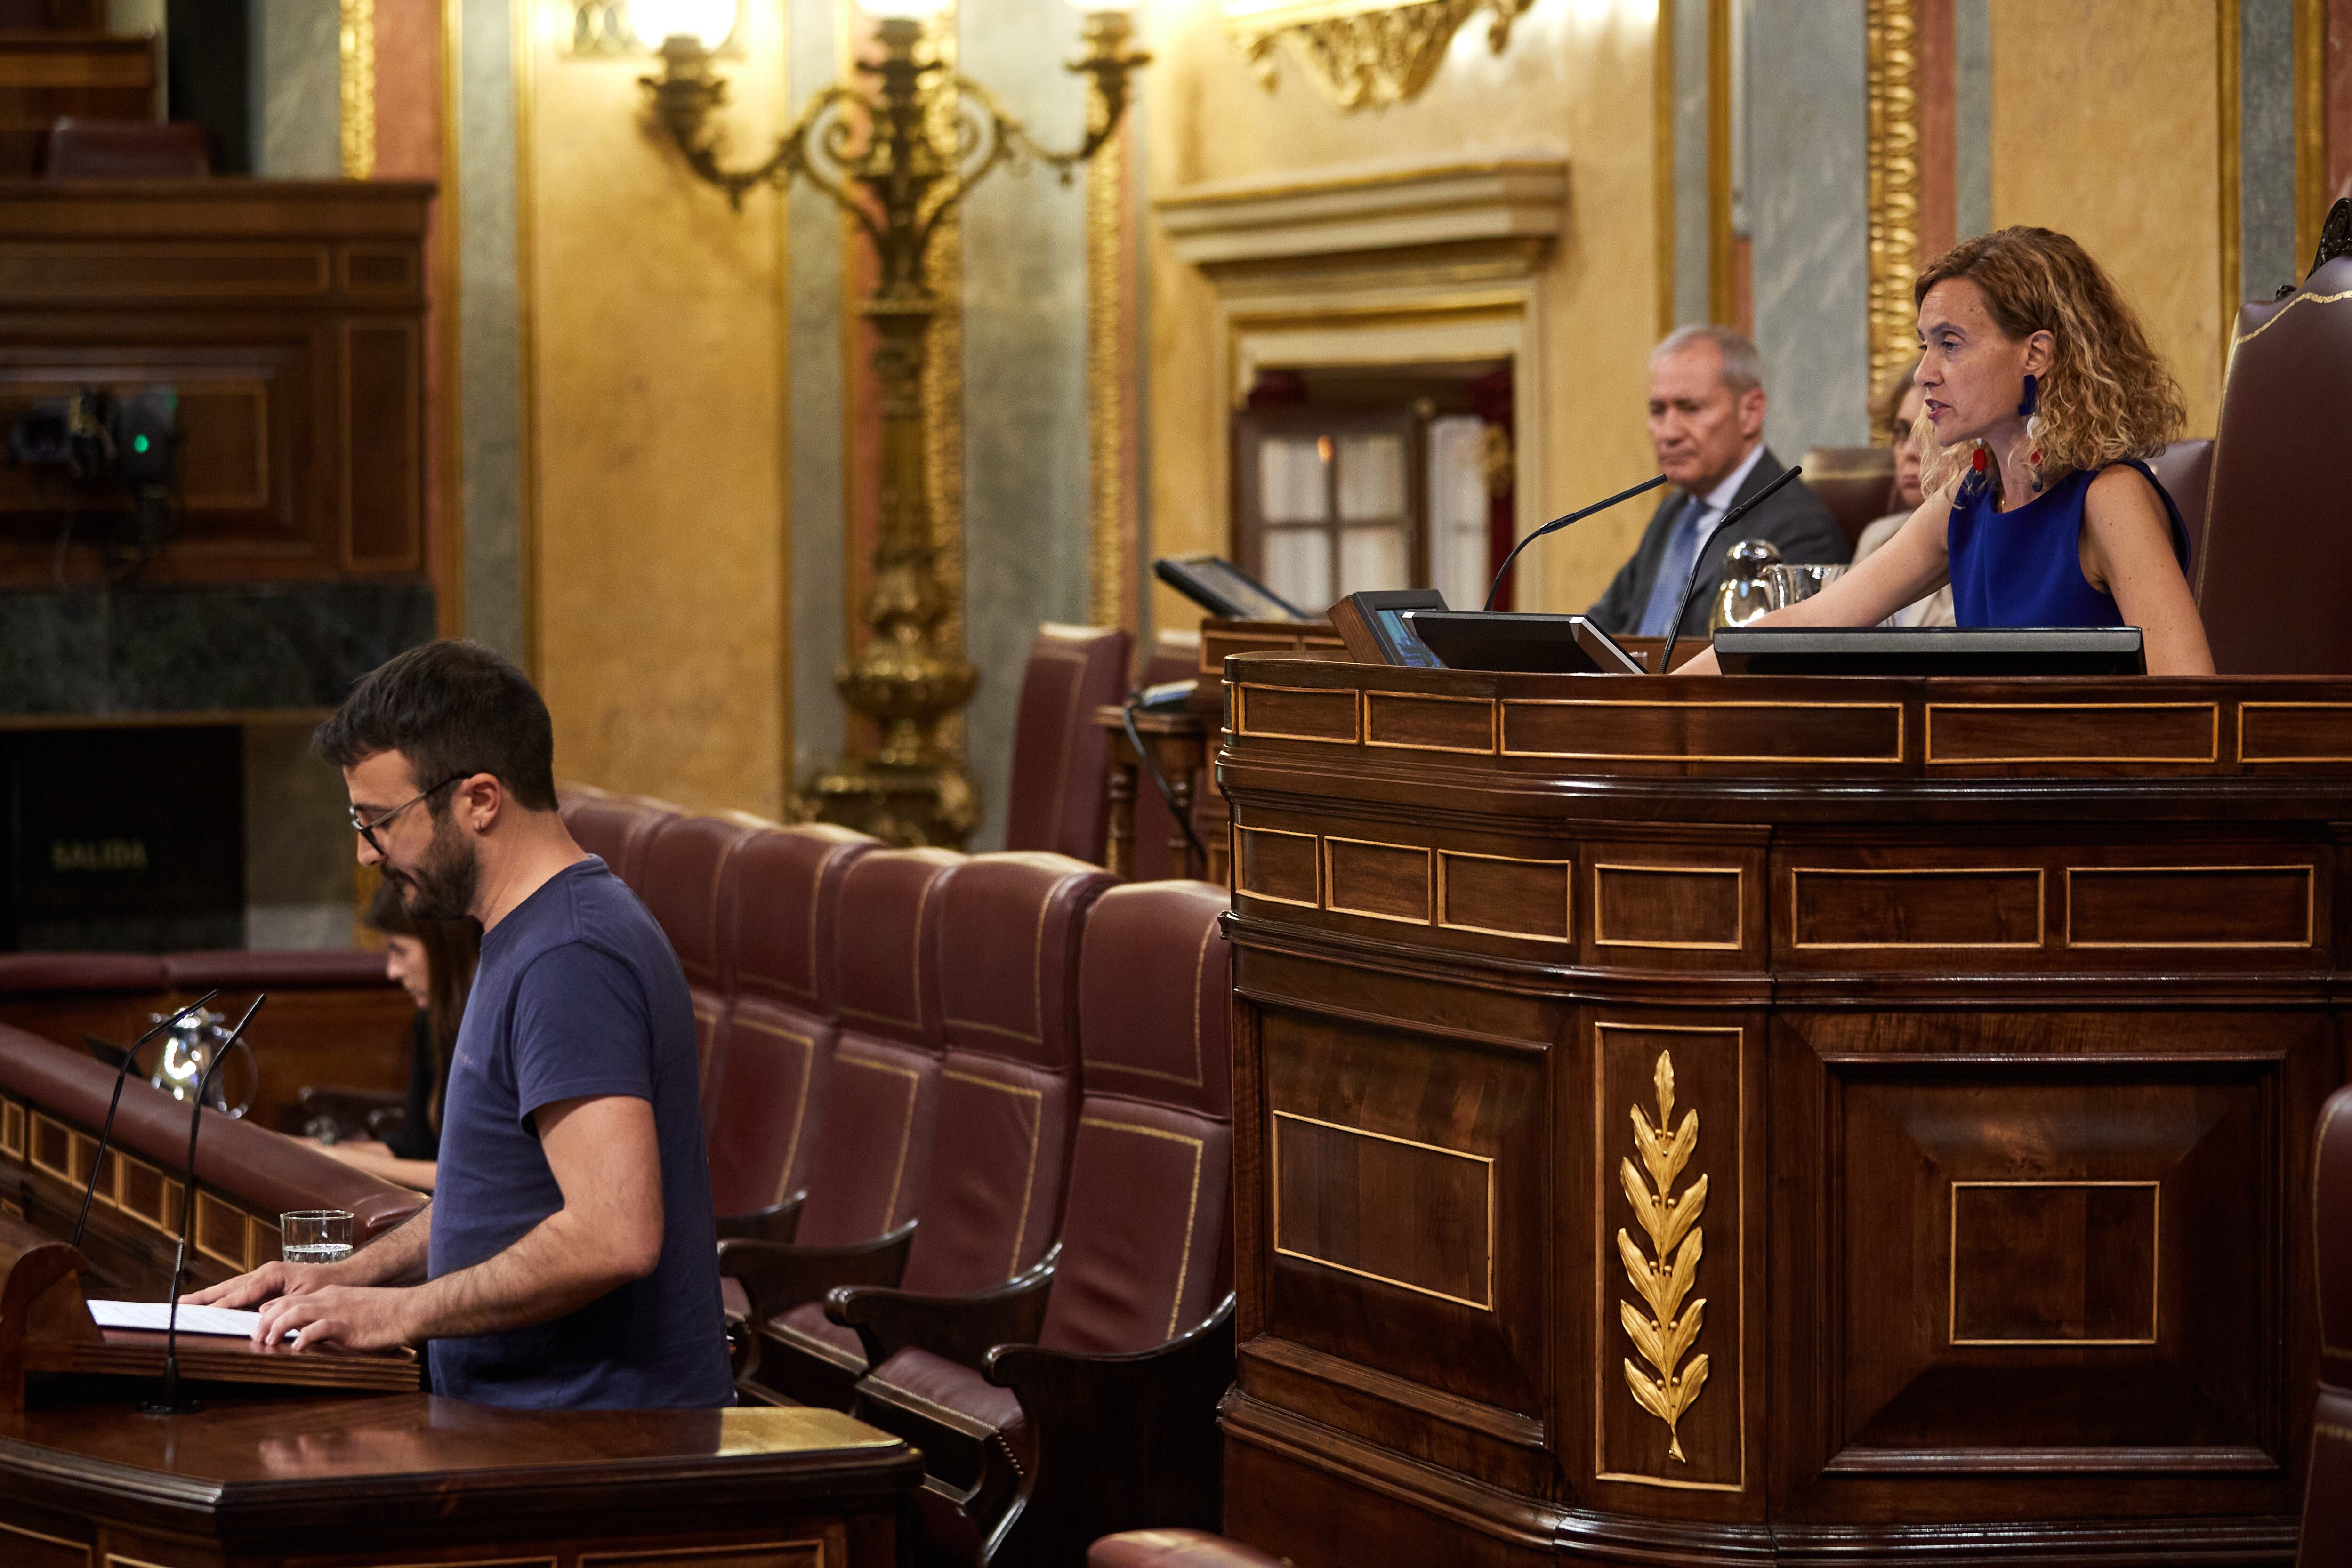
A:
1711 626 2145 676
1152 555 1309 622
1403 612 1646 675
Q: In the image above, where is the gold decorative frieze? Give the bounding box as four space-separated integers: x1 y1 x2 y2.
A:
1618 1050 1709 1463
1863 0 1921 394
338 0 375 180
1223 0 1537 113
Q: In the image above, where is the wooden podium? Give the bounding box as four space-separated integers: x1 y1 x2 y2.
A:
1214 656 2351 1566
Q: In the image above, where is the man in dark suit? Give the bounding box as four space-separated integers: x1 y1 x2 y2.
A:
1588 324 1850 641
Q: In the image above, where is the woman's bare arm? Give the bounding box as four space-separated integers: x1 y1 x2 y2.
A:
2081 466 2214 676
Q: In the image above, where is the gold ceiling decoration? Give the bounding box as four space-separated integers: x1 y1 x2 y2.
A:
1224 0 1537 113
1617 1049 1710 1464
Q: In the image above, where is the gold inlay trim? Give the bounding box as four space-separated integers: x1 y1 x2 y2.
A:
584 1542 823 1566
28 1111 77 1186
1948 1179 2160 1347
1321 835 1434 925
1863 0 1922 393
1787 865 2047 950
1499 699 1904 764
1234 825 1321 909
194 1190 249 1270
1234 683 1363 744
1617 1049 1710 1464
1592 862 1744 951
2061 864 2316 949
832 1053 926 1228
1923 703 2221 765
1363 690 1498 755
2 1518 89 1559
942 1069 1046 1275
2237 701 2352 763
0 1098 21 1158
115 1152 170 1231
2230 286 2352 348
1271 1110 1495 1311
1435 849 1571 945
732 1016 820 1203
339 0 377 180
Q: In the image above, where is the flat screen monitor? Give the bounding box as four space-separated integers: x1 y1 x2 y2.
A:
1404 612 1646 675
1711 626 2146 676
1152 555 1309 622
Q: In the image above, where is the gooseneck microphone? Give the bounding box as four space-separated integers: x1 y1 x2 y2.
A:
1482 474 1669 611
70 989 220 1251
142 992 265 1418
1658 464 1805 674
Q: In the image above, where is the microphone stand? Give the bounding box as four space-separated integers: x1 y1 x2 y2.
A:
1483 474 1668 612
70 989 220 1251
141 992 266 1418
1658 464 1805 674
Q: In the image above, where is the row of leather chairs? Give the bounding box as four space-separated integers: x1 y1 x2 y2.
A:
556 785 1235 1568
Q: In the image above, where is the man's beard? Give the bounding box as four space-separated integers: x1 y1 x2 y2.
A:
391 813 480 922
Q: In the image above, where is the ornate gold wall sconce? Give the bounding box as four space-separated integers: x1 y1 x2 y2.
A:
1222 0 1534 112
634 0 1148 847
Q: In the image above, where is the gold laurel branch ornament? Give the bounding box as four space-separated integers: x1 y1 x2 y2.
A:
1617 1049 1710 1463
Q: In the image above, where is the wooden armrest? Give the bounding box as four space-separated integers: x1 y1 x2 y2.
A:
716 1223 915 1326
715 1191 804 1243
978 1294 1236 1568
825 1244 1059 1371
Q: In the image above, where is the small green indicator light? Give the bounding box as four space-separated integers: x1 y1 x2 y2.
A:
132 435 150 454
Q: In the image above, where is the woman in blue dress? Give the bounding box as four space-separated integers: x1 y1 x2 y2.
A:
1683 226 2214 675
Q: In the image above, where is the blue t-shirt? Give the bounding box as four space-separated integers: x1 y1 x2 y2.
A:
426 856 733 1408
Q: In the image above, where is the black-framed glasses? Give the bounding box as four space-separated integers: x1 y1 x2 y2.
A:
348 774 465 856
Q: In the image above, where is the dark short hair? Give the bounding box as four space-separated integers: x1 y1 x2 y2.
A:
314 640 558 812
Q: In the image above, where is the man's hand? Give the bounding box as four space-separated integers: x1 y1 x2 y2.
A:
185 1259 342 1312
256 1284 419 1353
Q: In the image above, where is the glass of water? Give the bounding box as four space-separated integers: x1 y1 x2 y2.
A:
281 1209 355 1266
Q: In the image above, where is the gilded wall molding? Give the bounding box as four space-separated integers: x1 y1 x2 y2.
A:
1617 1048 1709 1463
922 12 967 759
340 0 377 180
1087 123 1137 632
1224 0 1536 113
1863 0 1921 399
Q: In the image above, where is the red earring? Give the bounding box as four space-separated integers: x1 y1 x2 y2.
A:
2028 446 2043 492
1970 447 1989 473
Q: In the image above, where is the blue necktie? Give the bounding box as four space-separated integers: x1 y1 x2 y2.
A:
1636 498 1711 637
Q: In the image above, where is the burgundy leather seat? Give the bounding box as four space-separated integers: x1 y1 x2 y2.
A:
44 118 210 180
749 852 1115 1410
1003 624 1133 864
2145 437 2214 582
635 812 763 1096
557 783 682 893
719 846 960 1404
1796 444 1897 546
831 879 1236 1564
703 823 875 1230
2198 253 2352 673
2300 1083 2352 1565
1088 1533 1287 1568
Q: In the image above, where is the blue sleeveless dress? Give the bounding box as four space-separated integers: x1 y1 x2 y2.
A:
1946 458 2190 627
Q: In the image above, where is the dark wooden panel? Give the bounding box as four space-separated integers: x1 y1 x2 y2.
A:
2239 701 2352 763
1950 1182 2158 1343
1364 692 1496 754
1925 703 2220 764
1274 1110 1491 1308
1437 851 1570 944
344 321 421 570
0 244 330 300
1323 836 1430 925
1790 867 2043 949
1500 699 1902 763
1236 683 1359 743
0 1517 87 1568
1236 827 1319 909
1594 1022 1745 1491
177 381 269 510
1593 863 1742 950
2065 865 2314 948
342 246 418 295
587 1544 825 1568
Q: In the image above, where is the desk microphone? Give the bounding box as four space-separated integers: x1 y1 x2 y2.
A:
70 989 220 1251
1482 474 1669 611
1658 464 1804 674
142 992 265 1418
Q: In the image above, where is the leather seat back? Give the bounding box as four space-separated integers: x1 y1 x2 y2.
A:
790 847 960 1246
2301 1084 2352 1564
1795 445 1896 546
1003 624 1133 863
557 784 682 893
2145 437 2214 579
45 118 210 179
2199 256 2352 672
705 823 875 1216
894 853 1117 1296
1040 880 1234 1354
637 813 761 1094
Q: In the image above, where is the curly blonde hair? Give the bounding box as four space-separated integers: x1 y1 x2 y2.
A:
1911 227 2185 494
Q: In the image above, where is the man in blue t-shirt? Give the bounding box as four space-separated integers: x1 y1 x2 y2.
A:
191 640 733 1409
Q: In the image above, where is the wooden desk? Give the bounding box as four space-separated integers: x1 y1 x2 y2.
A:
1216 657 2352 1566
0 1394 918 1567
1096 701 1217 883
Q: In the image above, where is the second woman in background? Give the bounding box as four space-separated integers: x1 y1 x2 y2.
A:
320 879 480 1191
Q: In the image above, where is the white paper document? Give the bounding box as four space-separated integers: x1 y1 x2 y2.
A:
89 1299 273 1338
